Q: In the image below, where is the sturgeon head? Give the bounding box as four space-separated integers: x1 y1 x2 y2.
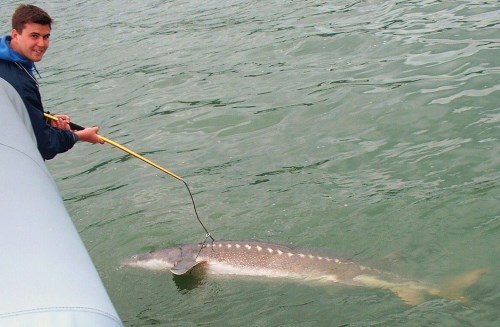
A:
122 246 183 271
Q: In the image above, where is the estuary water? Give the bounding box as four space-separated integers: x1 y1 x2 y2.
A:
1 0 499 326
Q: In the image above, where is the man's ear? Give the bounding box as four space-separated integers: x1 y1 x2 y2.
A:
10 29 20 40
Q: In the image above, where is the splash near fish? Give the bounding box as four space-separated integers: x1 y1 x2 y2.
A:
123 240 487 305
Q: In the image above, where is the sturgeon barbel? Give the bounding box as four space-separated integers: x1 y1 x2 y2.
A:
123 240 486 305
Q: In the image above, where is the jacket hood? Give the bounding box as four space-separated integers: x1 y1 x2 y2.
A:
0 35 35 70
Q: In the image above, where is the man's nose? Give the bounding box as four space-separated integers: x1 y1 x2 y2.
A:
37 37 48 47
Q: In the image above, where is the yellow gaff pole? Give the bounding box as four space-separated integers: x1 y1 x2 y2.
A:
44 112 182 181
43 112 213 240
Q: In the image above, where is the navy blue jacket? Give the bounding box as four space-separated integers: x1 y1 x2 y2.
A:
0 35 76 160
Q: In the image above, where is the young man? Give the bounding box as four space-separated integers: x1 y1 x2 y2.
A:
0 4 103 160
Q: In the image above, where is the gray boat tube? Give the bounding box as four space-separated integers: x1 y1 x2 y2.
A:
0 78 123 326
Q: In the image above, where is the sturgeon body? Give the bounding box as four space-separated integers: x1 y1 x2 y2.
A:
123 240 485 305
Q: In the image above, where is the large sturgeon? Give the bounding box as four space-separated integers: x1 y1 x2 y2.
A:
123 240 486 305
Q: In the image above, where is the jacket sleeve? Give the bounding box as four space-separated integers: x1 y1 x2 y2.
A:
21 81 77 160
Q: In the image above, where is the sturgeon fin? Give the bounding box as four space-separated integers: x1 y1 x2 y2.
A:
171 259 206 276
353 275 426 304
391 286 425 305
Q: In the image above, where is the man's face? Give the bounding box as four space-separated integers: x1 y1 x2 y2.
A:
10 22 51 62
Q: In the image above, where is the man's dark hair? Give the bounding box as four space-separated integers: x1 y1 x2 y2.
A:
12 4 53 32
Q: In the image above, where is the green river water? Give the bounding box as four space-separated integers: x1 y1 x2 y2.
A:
2 0 499 326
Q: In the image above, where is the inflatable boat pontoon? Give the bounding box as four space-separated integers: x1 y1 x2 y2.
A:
0 78 122 326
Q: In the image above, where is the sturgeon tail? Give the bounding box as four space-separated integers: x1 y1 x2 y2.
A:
391 268 488 305
429 268 489 303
